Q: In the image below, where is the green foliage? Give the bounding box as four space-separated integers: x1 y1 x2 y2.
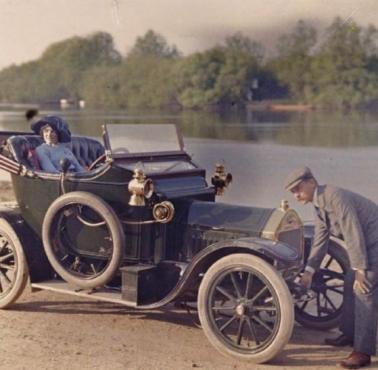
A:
173 47 260 108
0 31 121 103
1 20 378 110
40 31 121 101
271 20 317 100
83 30 181 109
270 17 378 108
305 18 378 108
128 30 180 59
224 32 265 63
118 56 178 108
80 65 125 109
173 48 226 108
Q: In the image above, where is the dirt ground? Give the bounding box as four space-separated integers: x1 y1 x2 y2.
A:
0 182 375 370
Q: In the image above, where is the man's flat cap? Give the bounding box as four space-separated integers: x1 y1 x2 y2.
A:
284 166 314 191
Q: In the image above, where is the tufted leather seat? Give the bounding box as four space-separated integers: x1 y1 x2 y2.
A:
70 136 105 168
7 134 105 171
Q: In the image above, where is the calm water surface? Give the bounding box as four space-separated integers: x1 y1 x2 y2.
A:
1 107 378 220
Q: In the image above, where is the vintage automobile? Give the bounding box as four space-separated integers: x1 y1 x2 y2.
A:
0 123 348 364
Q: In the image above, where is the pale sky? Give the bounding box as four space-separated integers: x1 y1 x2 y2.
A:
1 0 378 69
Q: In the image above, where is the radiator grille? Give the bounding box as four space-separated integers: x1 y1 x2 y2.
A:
277 228 303 258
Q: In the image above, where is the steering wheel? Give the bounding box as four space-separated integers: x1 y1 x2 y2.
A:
88 154 106 171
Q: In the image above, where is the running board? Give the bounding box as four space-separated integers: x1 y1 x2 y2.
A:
31 280 137 308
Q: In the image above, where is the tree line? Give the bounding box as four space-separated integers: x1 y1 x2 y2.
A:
1 17 378 110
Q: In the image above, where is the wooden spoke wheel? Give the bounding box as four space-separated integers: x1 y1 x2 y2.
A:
198 254 294 364
0 218 29 308
42 191 124 289
295 241 349 330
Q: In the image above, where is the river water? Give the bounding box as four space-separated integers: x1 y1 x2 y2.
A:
1 107 378 221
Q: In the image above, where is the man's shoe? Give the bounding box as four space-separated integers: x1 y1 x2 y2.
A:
324 333 353 347
339 351 371 369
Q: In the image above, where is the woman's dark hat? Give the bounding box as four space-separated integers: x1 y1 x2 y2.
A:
31 115 71 143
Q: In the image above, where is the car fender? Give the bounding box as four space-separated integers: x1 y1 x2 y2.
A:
138 236 300 309
0 203 53 282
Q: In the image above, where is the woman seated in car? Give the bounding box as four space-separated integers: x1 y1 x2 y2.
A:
31 115 85 174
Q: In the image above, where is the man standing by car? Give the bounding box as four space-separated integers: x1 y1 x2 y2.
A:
285 166 378 369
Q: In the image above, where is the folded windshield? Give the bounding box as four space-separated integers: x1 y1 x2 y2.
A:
105 124 183 155
120 159 196 174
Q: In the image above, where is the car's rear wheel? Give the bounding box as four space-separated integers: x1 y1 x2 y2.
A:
198 253 294 364
295 240 349 330
42 191 124 289
0 218 29 308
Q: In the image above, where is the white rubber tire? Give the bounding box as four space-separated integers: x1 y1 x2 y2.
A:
0 218 29 309
198 253 294 364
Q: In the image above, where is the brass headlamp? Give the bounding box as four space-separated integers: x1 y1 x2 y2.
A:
128 169 154 206
211 163 233 196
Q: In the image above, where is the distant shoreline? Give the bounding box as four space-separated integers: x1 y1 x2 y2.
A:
247 102 315 112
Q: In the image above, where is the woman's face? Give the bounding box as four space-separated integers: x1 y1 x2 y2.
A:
42 125 58 145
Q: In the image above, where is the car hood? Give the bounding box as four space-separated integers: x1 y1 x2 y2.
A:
186 201 274 236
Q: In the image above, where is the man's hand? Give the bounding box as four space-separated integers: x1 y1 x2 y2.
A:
353 270 373 294
299 270 314 289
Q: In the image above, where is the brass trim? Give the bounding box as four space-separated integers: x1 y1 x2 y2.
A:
211 163 232 196
152 201 175 224
261 206 304 257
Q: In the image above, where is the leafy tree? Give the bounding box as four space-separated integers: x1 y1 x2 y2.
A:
224 32 265 63
306 18 378 108
214 50 260 105
271 20 317 100
82 56 179 109
361 24 378 57
173 46 261 108
40 31 121 100
2 21 378 110
173 48 226 108
0 62 43 103
80 65 125 109
117 57 179 108
361 25 378 80
277 20 317 57
128 30 180 59
0 31 121 103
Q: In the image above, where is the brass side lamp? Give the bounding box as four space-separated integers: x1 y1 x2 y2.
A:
128 169 154 206
211 163 233 196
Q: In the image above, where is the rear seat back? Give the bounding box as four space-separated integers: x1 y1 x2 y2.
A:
70 136 105 168
7 134 105 171
7 135 43 169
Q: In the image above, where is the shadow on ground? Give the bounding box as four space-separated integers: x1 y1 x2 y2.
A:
8 290 357 369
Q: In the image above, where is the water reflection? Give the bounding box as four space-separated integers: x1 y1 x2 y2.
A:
179 109 378 147
1 107 378 147
274 110 378 147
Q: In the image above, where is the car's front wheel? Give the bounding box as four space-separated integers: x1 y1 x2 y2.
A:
198 253 294 364
0 218 29 308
